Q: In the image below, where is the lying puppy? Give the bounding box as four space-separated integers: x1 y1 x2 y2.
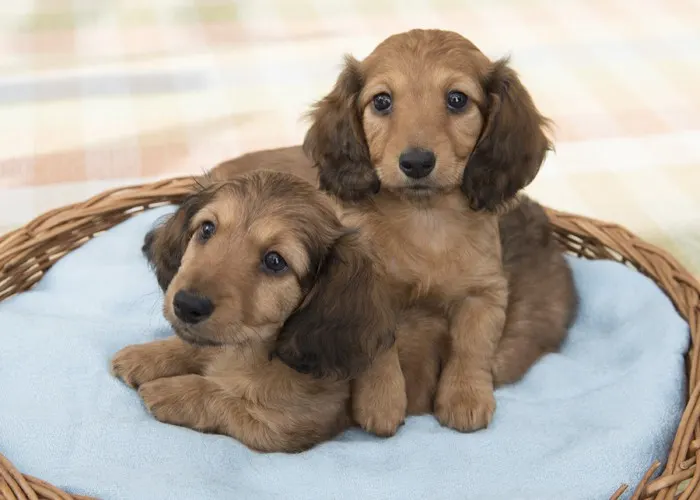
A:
111 170 396 452
213 29 578 436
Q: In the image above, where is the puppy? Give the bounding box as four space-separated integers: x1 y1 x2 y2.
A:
111 170 396 452
270 29 574 436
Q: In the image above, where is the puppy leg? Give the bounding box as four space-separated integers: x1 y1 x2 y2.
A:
352 345 407 437
138 375 229 437
138 375 313 452
435 282 506 432
111 336 213 388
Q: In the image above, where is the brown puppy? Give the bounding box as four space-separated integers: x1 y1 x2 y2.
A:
111 170 396 452
295 28 556 435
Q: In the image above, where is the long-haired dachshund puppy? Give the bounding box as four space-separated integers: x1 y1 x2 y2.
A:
273 28 575 436
110 170 396 452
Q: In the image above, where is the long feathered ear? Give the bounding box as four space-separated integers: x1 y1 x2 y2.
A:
303 56 379 202
142 189 214 292
274 232 396 380
462 58 552 212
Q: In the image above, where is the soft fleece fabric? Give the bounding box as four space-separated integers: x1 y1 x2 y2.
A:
0 206 689 500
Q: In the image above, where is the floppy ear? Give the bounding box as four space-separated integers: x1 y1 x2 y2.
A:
274 232 396 380
303 56 379 202
142 189 213 292
462 58 552 212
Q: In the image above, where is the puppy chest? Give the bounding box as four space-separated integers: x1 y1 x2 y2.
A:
383 229 478 299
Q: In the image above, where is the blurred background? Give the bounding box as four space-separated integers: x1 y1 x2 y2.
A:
0 0 698 274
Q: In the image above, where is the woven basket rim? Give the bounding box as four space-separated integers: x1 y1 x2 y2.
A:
0 176 698 500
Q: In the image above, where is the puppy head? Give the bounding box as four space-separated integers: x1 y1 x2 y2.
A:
143 170 394 378
304 29 551 210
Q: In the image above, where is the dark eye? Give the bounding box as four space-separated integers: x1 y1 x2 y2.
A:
262 251 288 274
199 221 216 242
372 92 392 114
446 90 469 112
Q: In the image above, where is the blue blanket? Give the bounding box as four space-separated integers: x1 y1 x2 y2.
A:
0 207 689 500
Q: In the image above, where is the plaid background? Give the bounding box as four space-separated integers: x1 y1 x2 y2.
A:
1 0 699 275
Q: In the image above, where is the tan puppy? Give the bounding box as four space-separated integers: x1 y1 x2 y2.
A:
111 171 396 452
294 28 557 435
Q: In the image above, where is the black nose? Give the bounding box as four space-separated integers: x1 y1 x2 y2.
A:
399 148 436 179
173 290 214 324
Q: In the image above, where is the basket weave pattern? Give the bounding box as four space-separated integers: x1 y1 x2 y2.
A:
0 177 698 500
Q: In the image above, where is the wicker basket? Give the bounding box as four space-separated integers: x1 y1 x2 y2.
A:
0 177 698 500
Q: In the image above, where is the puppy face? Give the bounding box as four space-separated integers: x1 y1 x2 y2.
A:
163 180 321 347
143 171 395 378
359 34 487 196
303 29 551 210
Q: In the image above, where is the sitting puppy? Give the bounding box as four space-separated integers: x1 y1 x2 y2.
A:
111 170 396 452
213 29 578 436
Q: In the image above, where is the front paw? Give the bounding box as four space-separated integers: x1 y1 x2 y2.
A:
353 381 407 437
354 393 407 437
138 376 207 429
435 374 496 432
111 344 162 388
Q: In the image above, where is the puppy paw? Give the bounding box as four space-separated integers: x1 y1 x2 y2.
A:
354 393 407 437
435 370 495 432
138 376 209 430
353 379 407 437
111 344 163 388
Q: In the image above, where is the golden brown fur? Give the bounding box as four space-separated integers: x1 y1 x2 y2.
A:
290 28 558 434
211 152 577 437
386 198 579 421
211 29 577 437
111 170 399 452
114 167 576 450
112 169 560 451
